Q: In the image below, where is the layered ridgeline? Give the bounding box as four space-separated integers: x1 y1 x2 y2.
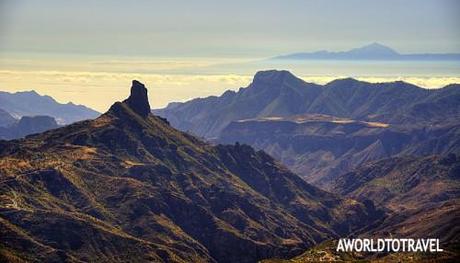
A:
0 115 59 140
154 70 460 139
0 107 60 141
0 81 383 263
218 114 460 189
0 90 99 125
0 90 99 139
155 70 460 189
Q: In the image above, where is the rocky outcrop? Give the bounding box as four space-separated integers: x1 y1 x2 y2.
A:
0 81 382 263
123 80 151 117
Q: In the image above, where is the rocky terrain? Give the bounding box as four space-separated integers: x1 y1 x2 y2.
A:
0 81 383 263
333 154 460 247
153 70 460 262
261 155 460 262
218 113 460 189
260 240 459 263
155 70 460 189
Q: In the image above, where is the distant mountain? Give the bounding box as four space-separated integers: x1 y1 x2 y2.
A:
272 43 460 61
155 70 320 138
0 108 16 127
218 114 460 189
0 90 100 124
0 115 59 140
0 81 382 262
154 70 460 139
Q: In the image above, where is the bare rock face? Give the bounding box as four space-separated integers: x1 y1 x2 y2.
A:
123 80 151 117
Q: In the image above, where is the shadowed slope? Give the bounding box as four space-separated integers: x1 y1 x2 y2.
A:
0 115 59 140
0 81 382 263
0 109 16 128
332 154 460 246
218 114 460 188
154 70 460 139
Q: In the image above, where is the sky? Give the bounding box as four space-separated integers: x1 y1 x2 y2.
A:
0 0 459 111
1 0 459 56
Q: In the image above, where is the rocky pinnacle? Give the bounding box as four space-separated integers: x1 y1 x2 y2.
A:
124 80 151 117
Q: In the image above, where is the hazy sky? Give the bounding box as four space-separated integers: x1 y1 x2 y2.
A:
1 0 459 57
0 0 459 112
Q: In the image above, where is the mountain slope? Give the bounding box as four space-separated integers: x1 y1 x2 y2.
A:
261 239 459 263
0 109 16 127
0 81 382 263
217 114 460 189
154 70 460 139
0 115 59 140
332 155 460 246
0 90 100 124
262 155 460 262
154 70 323 139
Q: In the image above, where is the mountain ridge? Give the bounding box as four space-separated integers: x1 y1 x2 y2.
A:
154 70 460 139
0 90 100 124
272 43 460 61
0 115 59 140
0 80 382 262
218 113 460 188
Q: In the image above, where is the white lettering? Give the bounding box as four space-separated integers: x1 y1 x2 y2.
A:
336 239 344 252
335 238 443 253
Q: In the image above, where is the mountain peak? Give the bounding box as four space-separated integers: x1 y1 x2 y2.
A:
326 77 363 86
350 43 399 56
123 80 151 117
365 42 389 48
253 70 298 84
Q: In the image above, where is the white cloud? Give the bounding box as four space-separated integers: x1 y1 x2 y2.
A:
0 68 458 112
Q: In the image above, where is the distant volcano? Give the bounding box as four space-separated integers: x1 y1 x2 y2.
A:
272 43 460 61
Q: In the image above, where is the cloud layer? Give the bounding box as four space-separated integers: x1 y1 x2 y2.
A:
0 69 458 112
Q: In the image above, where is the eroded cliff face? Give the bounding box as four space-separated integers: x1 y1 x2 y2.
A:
218 113 460 189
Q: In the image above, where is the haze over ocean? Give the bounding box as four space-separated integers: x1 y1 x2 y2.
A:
1 0 459 111
1 54 459 112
